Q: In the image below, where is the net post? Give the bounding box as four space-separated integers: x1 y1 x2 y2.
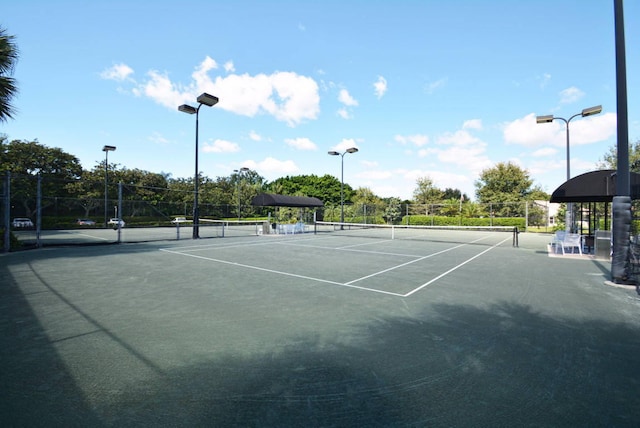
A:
513 227 519 247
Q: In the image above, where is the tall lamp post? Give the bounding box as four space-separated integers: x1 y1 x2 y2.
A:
234 167 250 220
178 93 219 239
102 145 116 228
536 105 602 232
328 147 359 225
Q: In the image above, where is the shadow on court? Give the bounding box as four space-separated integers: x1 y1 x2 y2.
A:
2 269 639 426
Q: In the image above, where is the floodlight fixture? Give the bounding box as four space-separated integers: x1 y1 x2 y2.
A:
197 93 219 107
102 145 116 152
346 147 359 154
328 151 339 156
178 104 197 114
582 105 602 117
536 115 554 124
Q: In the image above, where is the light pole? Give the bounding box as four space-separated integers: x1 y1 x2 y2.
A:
179 93 219 239
102 145 116 228
234 167 250 220
328 147 358 225
536 105 602 232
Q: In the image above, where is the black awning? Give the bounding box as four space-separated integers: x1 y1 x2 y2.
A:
251 193 324 208
550 170 640 203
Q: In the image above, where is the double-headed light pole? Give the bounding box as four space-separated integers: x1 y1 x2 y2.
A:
102 145 116 228
328 147 359 225
536 105 602 232
178 93 219 239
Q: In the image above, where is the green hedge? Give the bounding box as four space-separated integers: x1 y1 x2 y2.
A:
403 215 525 228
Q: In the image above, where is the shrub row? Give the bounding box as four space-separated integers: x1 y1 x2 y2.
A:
403 215 526 228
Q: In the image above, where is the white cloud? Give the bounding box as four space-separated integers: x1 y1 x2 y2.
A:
503 113 555 147
224 61 235 73
395 134 429 147
338 89 358 106
503 112 617 147
128 57 320 127
331 138 359 153
559 86 585 104
433 130 492 174
100 63 134 81
425 77 447 94
539 73 551 88
285 137 317 151
532 147 558 157
245 157 299 175
373 76 387 99
337 108 351 119
462 119 482 130
248 130 262 141
358 170 393 180
148 132 169 145
203 139 240 153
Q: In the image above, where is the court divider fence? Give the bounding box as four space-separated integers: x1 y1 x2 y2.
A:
1 171 578 252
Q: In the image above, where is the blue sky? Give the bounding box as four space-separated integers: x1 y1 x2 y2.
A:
2 0 639 200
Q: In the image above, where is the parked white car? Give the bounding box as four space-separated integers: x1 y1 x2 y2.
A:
108 218 125 227
12 218 34 228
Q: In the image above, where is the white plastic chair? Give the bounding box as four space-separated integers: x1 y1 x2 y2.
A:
552 231 566 253
560 233 582 255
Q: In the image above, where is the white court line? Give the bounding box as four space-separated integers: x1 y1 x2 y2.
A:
159 248 406 297
403 235 512 297
278 241 425 258
345 243 467 285
75 232 112 241
160 232 511 298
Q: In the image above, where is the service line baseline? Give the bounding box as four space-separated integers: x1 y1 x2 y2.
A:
159 235 512 298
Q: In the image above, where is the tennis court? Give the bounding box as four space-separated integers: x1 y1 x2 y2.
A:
2 227 640 426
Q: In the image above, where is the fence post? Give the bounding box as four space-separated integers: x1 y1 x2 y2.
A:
2 172 10 253
36 174 42 248
117 182 123 243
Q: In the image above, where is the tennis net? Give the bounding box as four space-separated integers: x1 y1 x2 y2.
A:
314 221 519 246
198 219 269 238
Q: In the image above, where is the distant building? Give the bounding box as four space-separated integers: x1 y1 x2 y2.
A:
533 200 560 227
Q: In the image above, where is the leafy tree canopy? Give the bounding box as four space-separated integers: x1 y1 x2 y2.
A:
266 174 347 205
598 139 640 173
475 161 534 203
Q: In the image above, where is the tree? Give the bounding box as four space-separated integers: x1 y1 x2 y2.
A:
0 26 19 122
266 174 346 205
442 187 468 201
412 176 443 204
475 161 534 216
598 139 640 172
1 138 83 217
383 197 403 224
351 187 385 222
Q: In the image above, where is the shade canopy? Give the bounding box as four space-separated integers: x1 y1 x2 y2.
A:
550 170 640 203
251 193 324 208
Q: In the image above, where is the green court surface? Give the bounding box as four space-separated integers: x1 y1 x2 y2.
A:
1 231 639 426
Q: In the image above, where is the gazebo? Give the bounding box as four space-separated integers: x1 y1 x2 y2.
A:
251 193 324 234
550 169 640 253
251 193 323 208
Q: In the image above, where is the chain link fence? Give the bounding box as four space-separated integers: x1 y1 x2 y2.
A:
1 172 587 251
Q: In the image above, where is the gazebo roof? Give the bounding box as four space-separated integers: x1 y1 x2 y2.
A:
251 193 324 208
550 170 640 203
